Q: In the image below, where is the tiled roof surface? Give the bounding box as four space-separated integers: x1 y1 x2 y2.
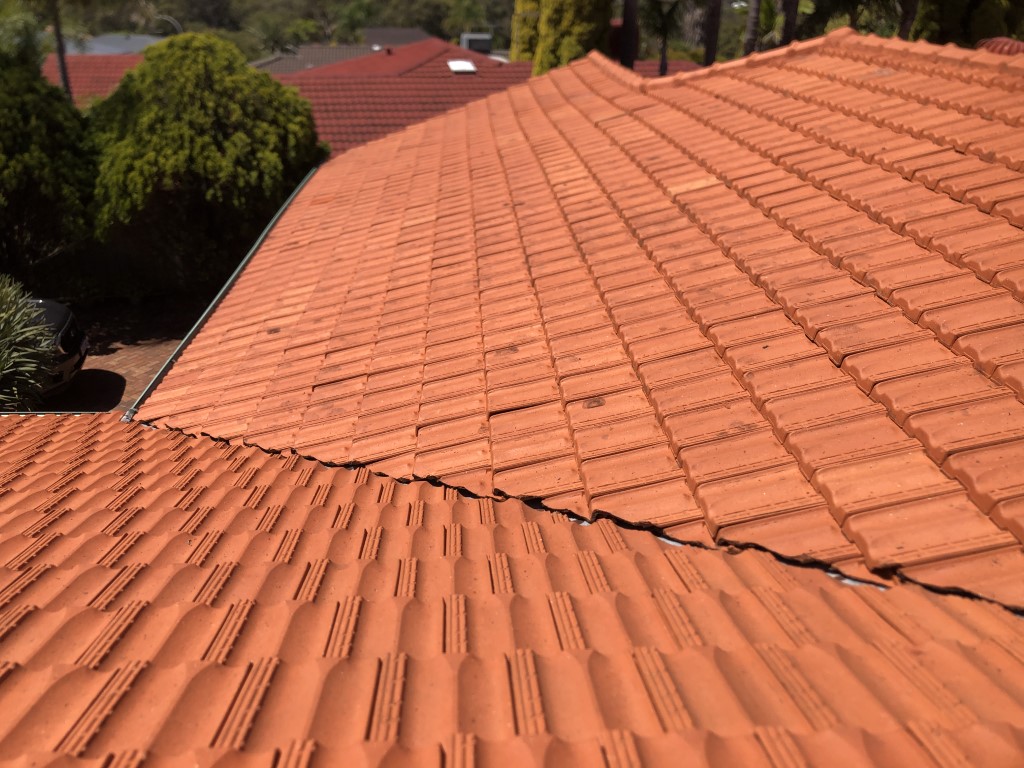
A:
978 38 1024 56
251 44 378 75
4 413 1024 765
140 29 1024 608
41 54 142 106
276 40 532 154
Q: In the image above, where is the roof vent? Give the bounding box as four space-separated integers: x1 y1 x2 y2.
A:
447 59 477 74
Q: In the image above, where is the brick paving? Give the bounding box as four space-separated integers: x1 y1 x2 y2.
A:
96 338 181 410
41 298 204 414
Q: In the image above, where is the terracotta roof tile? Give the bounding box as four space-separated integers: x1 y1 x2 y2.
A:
4 414 1024 762
139 30 1024 609
41 53 141 106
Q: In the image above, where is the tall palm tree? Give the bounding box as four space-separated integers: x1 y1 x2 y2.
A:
898 0 917 38
743 0 762 54
640 0 682 76
45 0 71 99
781 0 798 42
703 0 721 64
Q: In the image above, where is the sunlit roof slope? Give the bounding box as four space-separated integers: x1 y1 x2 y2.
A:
3 414 1024 765
139 29 1024 606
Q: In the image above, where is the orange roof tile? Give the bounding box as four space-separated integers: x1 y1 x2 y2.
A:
4 413 1024 764
138 28 1024 608
41 53 142 106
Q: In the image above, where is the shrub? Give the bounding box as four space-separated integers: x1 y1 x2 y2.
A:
0 274 54 411
89 33 327 295
533 0 611 74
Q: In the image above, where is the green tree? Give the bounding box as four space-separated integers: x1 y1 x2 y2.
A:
703 0 722 63
444 0 485 38
743 0 761 53
332 0 375 41
799 0 901 38
533 0 611 74
639 0 682 75
90 33 327 293
510 0 539 60
0 50 94 286
0 274 54 411
914 0 1022 45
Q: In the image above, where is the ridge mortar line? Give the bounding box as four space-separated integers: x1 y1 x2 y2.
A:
134 418 990 611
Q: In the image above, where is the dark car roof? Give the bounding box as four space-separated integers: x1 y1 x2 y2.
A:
29 299 72 331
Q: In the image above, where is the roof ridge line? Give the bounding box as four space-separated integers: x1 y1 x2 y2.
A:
641 31 838 93
139 418 1024 615
819 27 1024 74
399 38 448 76
584 50 645 92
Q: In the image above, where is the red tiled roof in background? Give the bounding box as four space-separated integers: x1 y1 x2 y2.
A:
276 39 533 155
140 28 1024 609
41 53 142 106
276 39 695 156
979 37 1024 56
4 413 1024 765
289 37 508 78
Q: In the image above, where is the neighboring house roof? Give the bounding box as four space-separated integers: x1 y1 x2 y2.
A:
68 33 162 55
287 37 511 78
632 59 702 77
41 53 142 105
979 37 1024 56
5 412 1024 764
139 28 1024 609
251 44 378 75
362 27 432 47
276 39 533 154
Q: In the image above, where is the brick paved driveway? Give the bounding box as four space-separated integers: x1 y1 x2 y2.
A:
41 299 204 413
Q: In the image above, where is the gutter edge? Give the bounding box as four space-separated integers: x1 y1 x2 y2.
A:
122 165 321 422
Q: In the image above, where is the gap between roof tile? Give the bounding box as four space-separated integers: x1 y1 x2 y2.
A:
137 416 1024 616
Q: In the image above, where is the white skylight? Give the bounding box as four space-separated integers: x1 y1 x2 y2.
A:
447 59 477 74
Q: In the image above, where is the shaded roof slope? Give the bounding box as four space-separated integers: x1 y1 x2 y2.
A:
251 44 378 75
139 29 1024 607
41 54 142 106
4 414 1024 765
276 39 532 155
68 33 160 55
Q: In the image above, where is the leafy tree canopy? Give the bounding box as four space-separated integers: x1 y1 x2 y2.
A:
0 49 94 285
914 0 1023 46
90 32 326 291
510 0 539 59
533 0 611 74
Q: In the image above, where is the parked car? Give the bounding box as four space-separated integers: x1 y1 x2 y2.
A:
30 300 89 396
